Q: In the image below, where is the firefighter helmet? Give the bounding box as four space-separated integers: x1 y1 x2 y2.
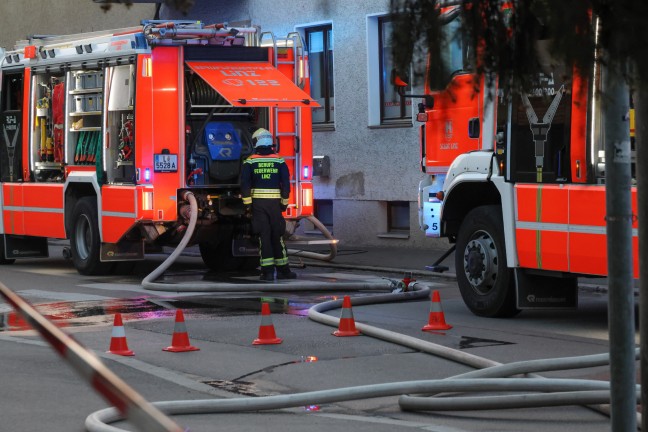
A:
252 128 273 148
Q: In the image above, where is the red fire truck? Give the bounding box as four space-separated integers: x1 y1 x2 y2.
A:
406 9 638 317
0 21 318 275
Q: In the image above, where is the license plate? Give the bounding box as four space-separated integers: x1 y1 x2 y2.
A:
423 200 441 237
154 153 178 172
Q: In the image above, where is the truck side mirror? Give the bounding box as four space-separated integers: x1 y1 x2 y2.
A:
391 69 434 108
391 69 410 88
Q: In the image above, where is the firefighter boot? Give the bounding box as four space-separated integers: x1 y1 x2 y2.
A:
276 265 297 280
260 267 275 281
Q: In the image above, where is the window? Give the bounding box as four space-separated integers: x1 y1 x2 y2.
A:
367 14 412 127
388 201 410 233
1 73 23 112
305 25 334 127
1 72 24 182
314 199 333 229
428 11 470 90
378 17 412 123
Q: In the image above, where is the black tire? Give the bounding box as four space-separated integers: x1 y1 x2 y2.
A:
455 205 520 318
70 197 112 275
199 234 258 272
0 236 16 265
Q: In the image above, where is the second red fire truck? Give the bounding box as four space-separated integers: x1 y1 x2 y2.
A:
404 8 638 317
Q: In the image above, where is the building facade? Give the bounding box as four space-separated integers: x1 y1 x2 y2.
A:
0 0 448 251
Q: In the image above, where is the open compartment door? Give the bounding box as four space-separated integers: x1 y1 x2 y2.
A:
185 61 319 108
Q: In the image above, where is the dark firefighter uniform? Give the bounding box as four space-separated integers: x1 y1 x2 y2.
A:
241 128 297 281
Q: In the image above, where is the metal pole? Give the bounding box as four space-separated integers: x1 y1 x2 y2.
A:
602 49 637 431
635 83 648 432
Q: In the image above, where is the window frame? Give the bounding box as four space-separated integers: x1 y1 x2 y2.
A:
387 201 410 233
304 24 335 127
314 199 333 229
367 13 412 128
378 17 412 124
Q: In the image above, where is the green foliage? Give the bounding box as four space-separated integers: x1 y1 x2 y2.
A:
390 0 648 94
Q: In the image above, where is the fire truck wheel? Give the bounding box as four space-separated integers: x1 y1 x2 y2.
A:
455 205 520 318
70 197 112 276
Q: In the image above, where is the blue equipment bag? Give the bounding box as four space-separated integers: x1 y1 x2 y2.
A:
204 122 242 161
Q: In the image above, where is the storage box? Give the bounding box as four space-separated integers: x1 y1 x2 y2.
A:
76 72 104 89
84 94 102 112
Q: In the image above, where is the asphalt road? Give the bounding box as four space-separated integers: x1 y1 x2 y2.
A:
0 244 637 432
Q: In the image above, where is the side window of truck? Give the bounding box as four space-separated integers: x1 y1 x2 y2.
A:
428 12 471 91
1 72 24 182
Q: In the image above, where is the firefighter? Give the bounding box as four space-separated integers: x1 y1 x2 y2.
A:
241 128 297 281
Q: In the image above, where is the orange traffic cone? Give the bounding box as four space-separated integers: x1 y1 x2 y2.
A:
333 295 361 337
163 309 200 353
253 303 283 345
107 313 134 356
422 290 452 331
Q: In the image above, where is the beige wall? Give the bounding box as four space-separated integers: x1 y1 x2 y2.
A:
0 1 155 50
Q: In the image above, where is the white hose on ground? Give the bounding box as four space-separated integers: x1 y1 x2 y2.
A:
307 284 498 370
116 192 640 431
86 378 630 432
86 280 642 431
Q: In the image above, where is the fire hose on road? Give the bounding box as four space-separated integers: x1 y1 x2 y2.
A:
141 191 384 293
1 191 641 431
84 293 641 431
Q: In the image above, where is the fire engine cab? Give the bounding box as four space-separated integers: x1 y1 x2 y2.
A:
0 21 319 275
407 9 638 317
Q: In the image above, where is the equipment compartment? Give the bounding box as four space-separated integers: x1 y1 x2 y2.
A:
32 71 66 182
66 69 104 169
105 64 136 184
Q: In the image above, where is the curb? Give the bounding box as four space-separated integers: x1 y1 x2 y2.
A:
292 258 458 281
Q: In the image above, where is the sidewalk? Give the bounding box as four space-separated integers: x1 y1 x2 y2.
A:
287 244 626 291
287 243 458 280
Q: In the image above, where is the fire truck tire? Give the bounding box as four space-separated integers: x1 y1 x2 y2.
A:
455 205 520 318
199 237 258 272
70 197 112 276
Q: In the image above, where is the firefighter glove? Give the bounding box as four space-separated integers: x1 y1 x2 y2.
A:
280 198 289 212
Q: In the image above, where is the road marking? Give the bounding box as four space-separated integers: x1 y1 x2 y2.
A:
17 268 78 276
0 332 231 398
17 289 114 302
